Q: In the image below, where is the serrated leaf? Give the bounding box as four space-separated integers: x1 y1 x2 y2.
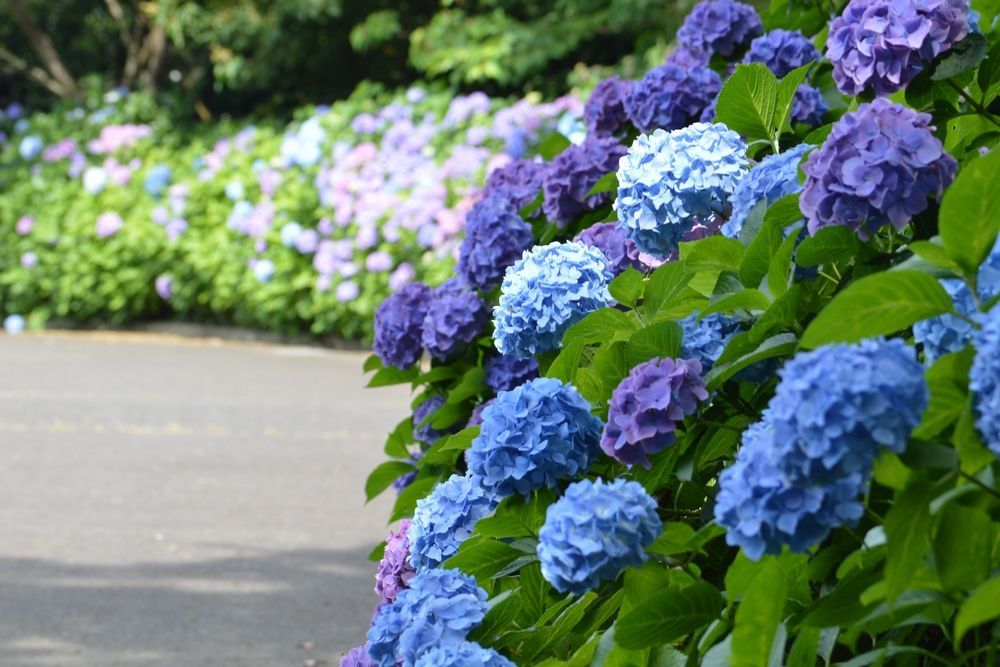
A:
908 239 963 273
739 214 785 288
883 481 934 602
914 350 972 439
547 341 584 383
609 268 645 307
931 32 988 81
444 536 522 582
615 581 724 649
446 366 486 404
732 559 786 667
715 63 779 143
767 228 799 297
643 261 694 317
624 320 683 367
940 148 1000 275
795 226 859 266
773 65 811 133
365 460 416 502
587 171 619 197
954 576 1000 648
682 236 746 272
367 364 419 387
702 289 772 317
562 308 638 347
705 332 798 389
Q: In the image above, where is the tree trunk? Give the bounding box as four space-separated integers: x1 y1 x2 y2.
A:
4 0 81 99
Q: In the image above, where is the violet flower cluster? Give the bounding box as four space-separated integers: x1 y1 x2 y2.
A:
624 65 722 133
374 283 431 369
421 279 489 361
542 136 626 227
584 77 632 137
676 0 763 58
375 520 416 603
457 196 534 291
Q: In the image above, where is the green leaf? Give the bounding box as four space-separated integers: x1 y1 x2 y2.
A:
383 417 413 458
443 536 522 581
749 285 803 343
446 366 486 404
954 395 995 474
562 308 638 347
785 627 821 667
914 350 972 439
615 581 724 649
643 261 694 318
939 148 1000 275
931 32 988 81
715 63 779 143
539 133 572 160
767 229 799 297
704 332 798 389
773 65 811 133
587 171 619 197
364 460 415 502
702 289 771 317
438 426 479 451
646 522 697 557
954 576 1000 648
367 541 386 562
367 364 419 387
739 215 785 288
908 239 963 273
609 268 645 308
625 320 683 367
800 270 954 348
390 475 440 522
732 560 786 667
802 123 833 146
363 354 382 372
547 341 584 383
935 503 992 593
883 481 935 602
682 236 746 272
977 39 1000 94
795 226 859 267
469 589 521 644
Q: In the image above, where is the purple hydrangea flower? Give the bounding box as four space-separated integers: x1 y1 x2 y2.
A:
413 395 458 445
828 0 970 96
457 197 534 291
421 280 489 361
665 45 711 67
375 520 416 603
743 29 821 77
389 263 415 291
574 222 653 275
95 212 124 238
15 215 34 236
791 84 828 126
584 77 632 137
601 358 709 468
542 136 626 227
339 645 375 667
336 280 359 302
20 251 37 268
677 0 763 58
408 474 498 570
483 159 548 210
800 99 957 239
373 283 432 369
155 275 173 300
484 355 539 393
392 451 422 493
624 65 722 133
468 400 492 427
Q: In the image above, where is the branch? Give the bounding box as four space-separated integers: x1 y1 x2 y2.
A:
3 0 81 98
0 42 72 97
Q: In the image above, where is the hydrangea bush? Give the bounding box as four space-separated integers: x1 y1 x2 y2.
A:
349 0 1000 662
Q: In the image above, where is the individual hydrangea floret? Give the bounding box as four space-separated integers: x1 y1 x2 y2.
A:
601 358 709 468
616 124 748 257
367 569 488 667
537 479 662 594
493 242 613 358
680 311 744 372
484 355 539 393
676 0 764 58
457 196 535 291
374 283 432 369
574 222 653 275
584 77 632 137
483 159 548 210
408 474 499 570
413 395 455 445
723 144 812 239
971 305 1000 455
414 642 516 667
467 377 603 496
542 137 627 227
392 451 422 493
624 65 722 133
421 279 489 361
743 29 821 77
340 645 376 667
800 99 957 239
828 0 970 96
375 520 416 603
791 84 828 126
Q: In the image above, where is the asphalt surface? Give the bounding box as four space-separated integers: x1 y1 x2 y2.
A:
0 332 409 666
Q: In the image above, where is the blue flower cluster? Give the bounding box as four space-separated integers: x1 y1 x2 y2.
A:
408 474 499 570
744 29 820 76
467 377 603 496
715 339 927 559
421 279 489 361
484 354 539 393
800 99 957 239
584 77 632 137
537 479 662 593
373 283 431 369
791 85 828 126
413 395 453 445
680 311 744 371
624 65 722 133
492 242 613 358
367 569 488 667
616 124 748 257
483 159 548 210
457 196 535 291
676 0 763 58
601 358 709 468
414 642 515 667
723 144 812 239
828 0 970 96
542 136 627 227
971 305 1000 456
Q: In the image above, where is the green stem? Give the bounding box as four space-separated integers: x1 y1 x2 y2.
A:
946 80 1000 130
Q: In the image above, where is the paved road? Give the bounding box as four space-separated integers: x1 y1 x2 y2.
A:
0 332 409 666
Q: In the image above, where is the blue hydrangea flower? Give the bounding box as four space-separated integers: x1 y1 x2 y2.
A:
483 159 548 210
791 84 828 126
542 136 626 227
601 358 709 468
408 474 499 570
493 242 613 358
537 479 662 594
413 395 456 445
467 377 603 496
414 642 515 667
676 0 763 58
367 569 488 667
828 0 970 96
18 135 43 160
421 279 489 361
584 77 632 137
374 283 432 369
723 144 812 239
616 124 748 257
484 355 539 393
743 29 820 77
680 311 745 372
623 65 722 133
457 196 535 292
801 99 957 239
971 305 1000 456
143 164 172 198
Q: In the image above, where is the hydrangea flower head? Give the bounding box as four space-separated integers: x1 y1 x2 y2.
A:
483 159 548 210
616 124 748 256
537 479 662 593
375 520 416 603
828 0 970 96
791 84 829 126
421 279 488 361
574 222 652 275
723 144 812 239
408 474 498 570
624 65 722 133
95 212 124 238
468 377 603 496
414 642 515 667
743 29 821 76
492 242 613 357
680 311 744 371
584 77 632 137
677 0 764 58
484 355 539 393
457 197 534 291
542 136 626 227
800 99 957 239
340 645 375 667
601 358 709 468
970 305 1000 455
373 283 432 369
